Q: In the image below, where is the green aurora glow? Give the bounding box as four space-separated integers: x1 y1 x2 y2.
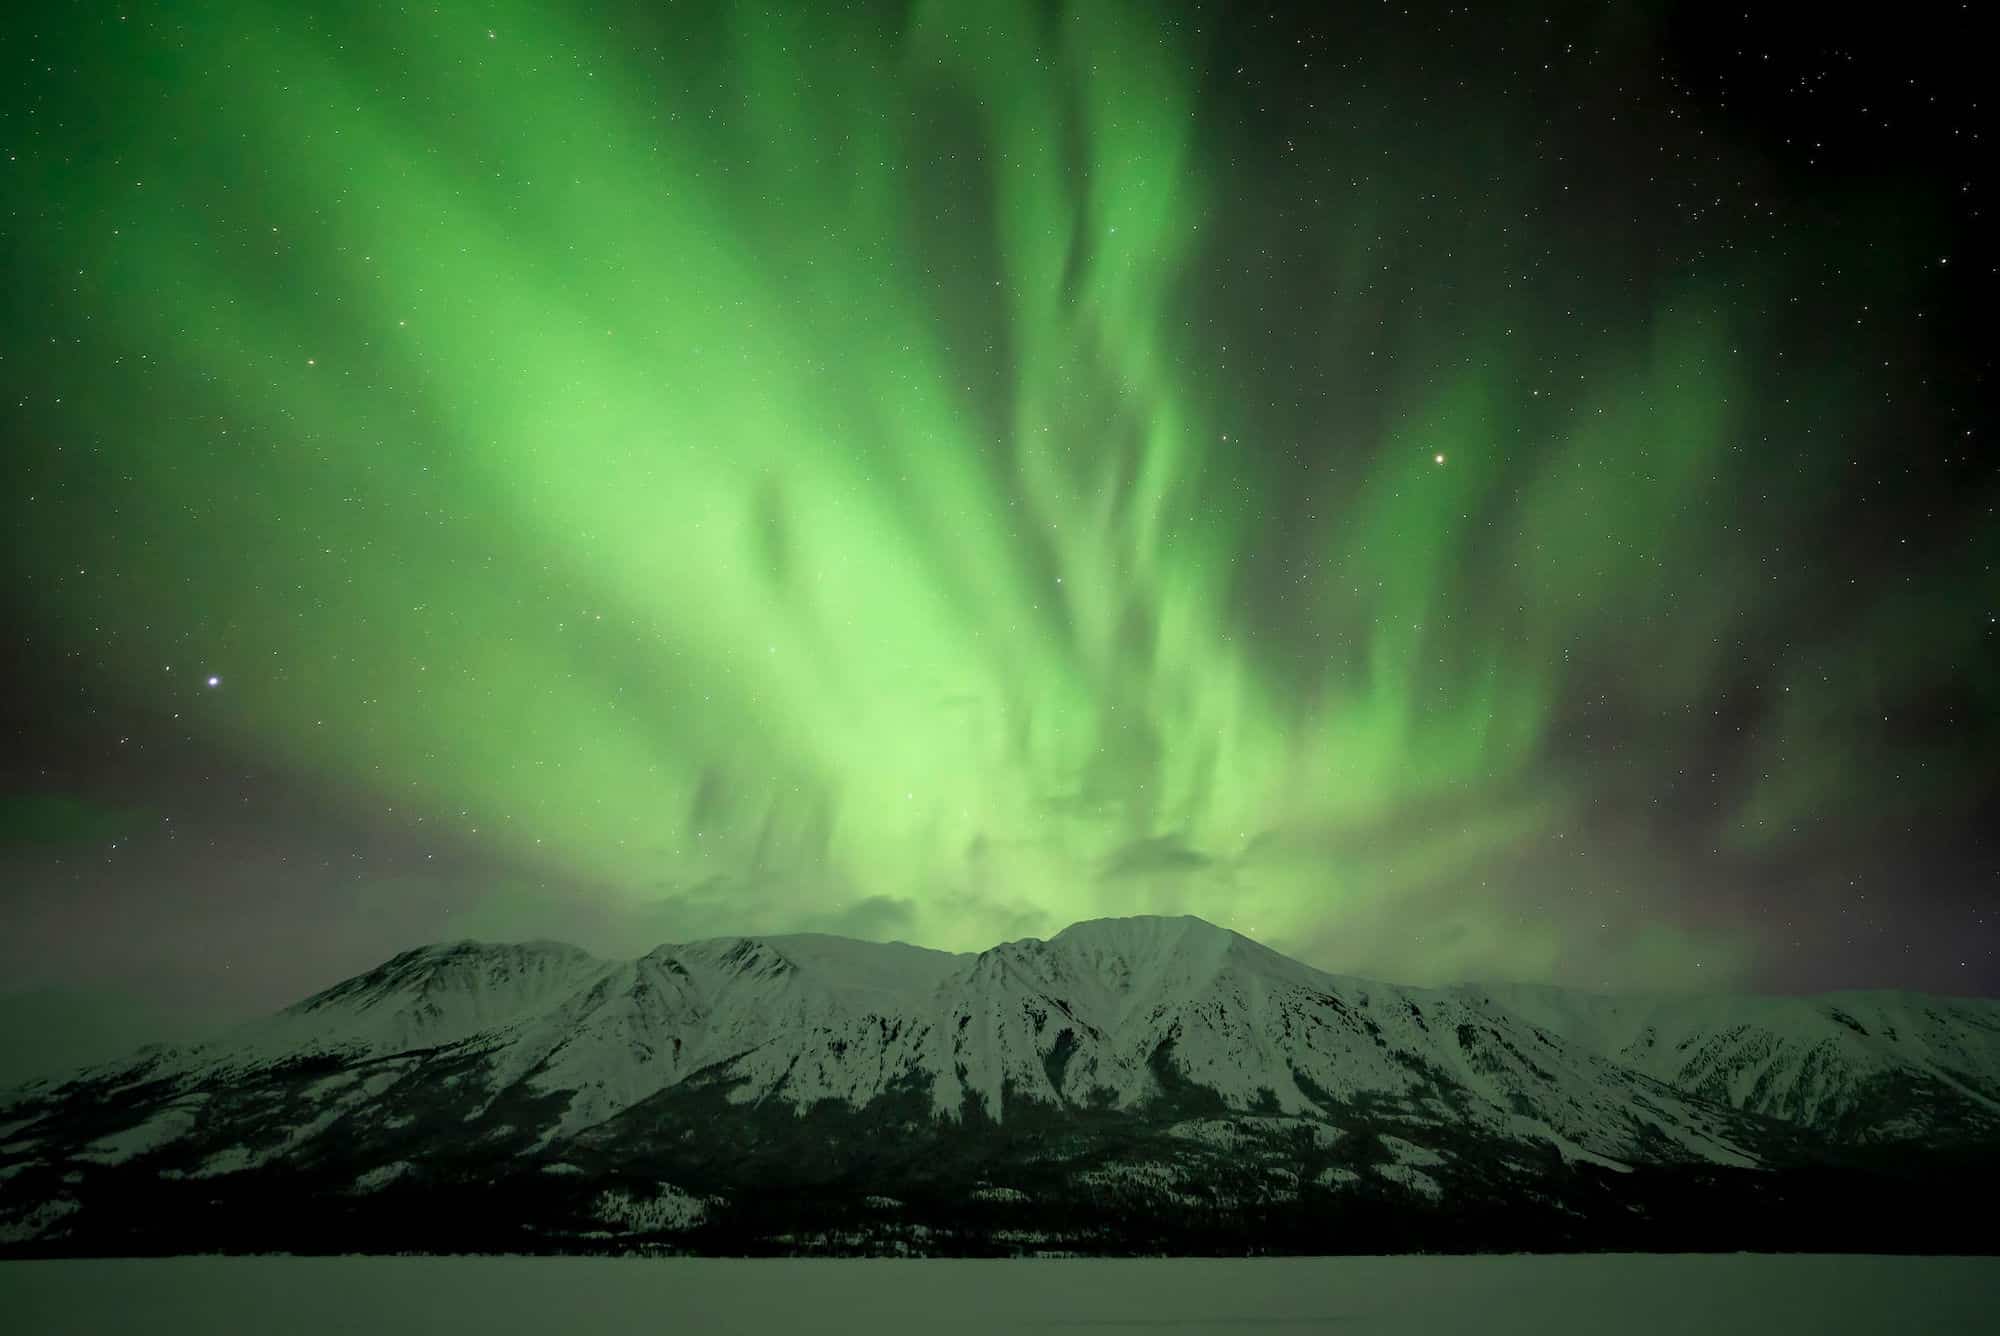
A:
5 0 1992 992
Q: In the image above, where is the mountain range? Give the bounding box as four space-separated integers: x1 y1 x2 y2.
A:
3 915 1996 1255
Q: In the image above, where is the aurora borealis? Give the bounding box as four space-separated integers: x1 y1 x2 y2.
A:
1 0 1994 1053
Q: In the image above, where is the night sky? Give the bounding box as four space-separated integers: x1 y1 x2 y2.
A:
1 0 1994 1070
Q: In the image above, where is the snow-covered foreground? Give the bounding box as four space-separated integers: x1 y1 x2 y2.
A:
1 1255 1994 1334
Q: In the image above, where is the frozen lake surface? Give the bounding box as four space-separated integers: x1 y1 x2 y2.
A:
2 1254 1995 1334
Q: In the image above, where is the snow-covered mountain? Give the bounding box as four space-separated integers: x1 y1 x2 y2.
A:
1457 981 2000 1142
3 916 1996 1255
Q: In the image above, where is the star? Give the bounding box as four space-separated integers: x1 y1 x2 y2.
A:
206 676 221 688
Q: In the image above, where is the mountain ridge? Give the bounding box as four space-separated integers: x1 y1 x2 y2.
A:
3 914 1996 1255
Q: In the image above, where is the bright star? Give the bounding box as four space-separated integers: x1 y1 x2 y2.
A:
206 675 220 687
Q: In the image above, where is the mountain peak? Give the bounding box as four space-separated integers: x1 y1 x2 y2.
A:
1052 913 1233 940
1042 913 1244 964
377 938 598 969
